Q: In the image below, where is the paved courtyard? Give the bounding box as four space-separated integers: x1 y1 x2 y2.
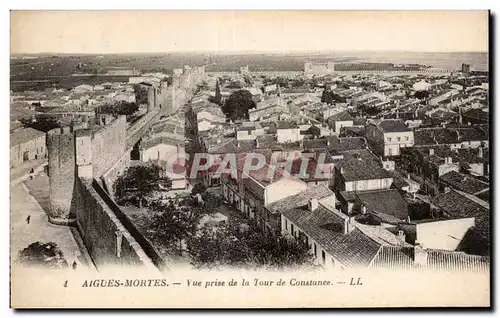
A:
10 172 93 270
10 158 47 183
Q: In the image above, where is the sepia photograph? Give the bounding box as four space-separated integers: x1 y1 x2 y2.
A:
8 10 491 308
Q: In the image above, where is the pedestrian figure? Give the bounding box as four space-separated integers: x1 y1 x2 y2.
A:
30 168 34 174
29 176 33 180
72 261 77 270
26 215 31 224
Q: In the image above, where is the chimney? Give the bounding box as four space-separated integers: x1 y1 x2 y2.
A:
413 243 428 267
478 147 483 158
446 156 452 164
309 198 318 212
255 138 260 148
343 216 355 234
397 230 406 244
429 148 434 156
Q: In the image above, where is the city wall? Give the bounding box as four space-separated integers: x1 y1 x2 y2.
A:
206 69 451 78
75 178 161 271
46 64 205 270
91 116 127 178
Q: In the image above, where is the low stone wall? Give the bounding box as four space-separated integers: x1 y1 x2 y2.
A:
76 178 161 271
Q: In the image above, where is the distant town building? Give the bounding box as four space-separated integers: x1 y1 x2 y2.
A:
412 80 432 91
106 68 140 76
304 61 335 77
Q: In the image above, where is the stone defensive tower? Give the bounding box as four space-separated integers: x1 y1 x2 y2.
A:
46 123 88 225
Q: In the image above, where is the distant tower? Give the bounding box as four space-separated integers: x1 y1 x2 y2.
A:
276 84 283 108
327 62 335 73
461 63 471 73
147 86 156 112
304 62 312 74
215 78 222 104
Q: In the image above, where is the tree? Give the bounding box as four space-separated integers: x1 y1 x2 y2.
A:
133 84 149 105
306 125 321 138
16 241 69 269
20 116 61 133
221 89 256 121
191 183 207 196
187 216 315 270
198 191 223 216
148 194 217 255
414 90 430 100
163 76 173 86
113 163 167 207
97 101 138 117
321 88 334 105
291 78 305 88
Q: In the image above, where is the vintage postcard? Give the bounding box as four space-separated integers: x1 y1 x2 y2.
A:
9 10 490 308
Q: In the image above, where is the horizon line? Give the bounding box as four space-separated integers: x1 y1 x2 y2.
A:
10 49 489 55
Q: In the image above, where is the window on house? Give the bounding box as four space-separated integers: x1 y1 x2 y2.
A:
405 136 409 141
291 224 295 236
322 251 326 264
397 137 401 142
388 137 392 142
388 148 393 156
314 243 317 257
285 219 288 231
210 177 218 186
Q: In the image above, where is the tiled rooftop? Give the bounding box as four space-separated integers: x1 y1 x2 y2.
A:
440 171 489 195
266 185 334 215
10 127 45 146
282 206 382 268
354 189 409 220
336 150 392 181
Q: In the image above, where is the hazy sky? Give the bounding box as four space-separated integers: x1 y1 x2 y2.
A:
11 11 489 54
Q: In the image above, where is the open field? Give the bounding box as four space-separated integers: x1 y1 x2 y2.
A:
10 51 488 91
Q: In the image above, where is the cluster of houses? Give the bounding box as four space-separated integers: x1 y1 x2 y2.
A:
9 61 490 272
9 73 172 124
9 73 173 169
185 66 490 271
